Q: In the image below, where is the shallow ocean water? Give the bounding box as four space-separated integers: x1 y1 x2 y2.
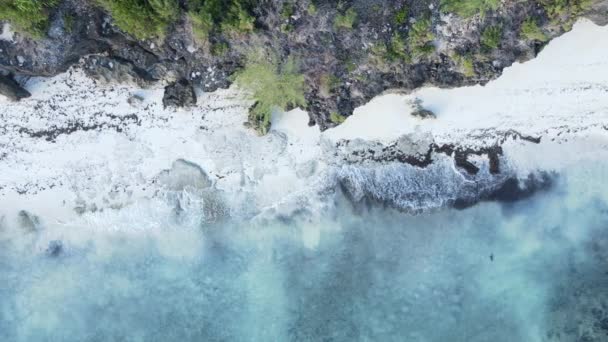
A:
1 161 607 342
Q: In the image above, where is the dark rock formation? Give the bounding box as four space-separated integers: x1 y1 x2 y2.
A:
410 98 436 119
0 74 30 101
163 79 197 108
0 0 607 129
45 240 63 257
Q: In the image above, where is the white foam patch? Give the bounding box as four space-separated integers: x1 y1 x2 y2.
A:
326 19 608 146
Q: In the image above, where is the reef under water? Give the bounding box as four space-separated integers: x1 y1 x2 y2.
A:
1 161 607 342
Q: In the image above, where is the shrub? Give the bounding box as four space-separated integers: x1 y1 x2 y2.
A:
98 0 180 40
307 3 317 15
520 19 548 42
188 0 256 42
540 0 592 29
480 25 502 50
64 13 75 33
387 33 410 62
330 112 346 124
394 6 409 26
454 54 475 77
319 73 340 97
440 0 500 18
0 0 59 37
334 8 357 30
408 18 435 60
233 52 306 135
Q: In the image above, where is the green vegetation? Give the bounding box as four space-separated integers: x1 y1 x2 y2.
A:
0 0 59 37
211 41 229 56
454 54 475 77
188 0 256 43
97 0 179 40
307 3 317 15
330 112 347 124
440 0 500 18
234 53 306 135
319 73 340 97
387 33 409 62
520 19 548 42
64 13 74 33
97 0 257 41
334 8 357 30
281 2 295 19
540 0 592 29
408 18 435 60
480 25 502 50
394 7 409 26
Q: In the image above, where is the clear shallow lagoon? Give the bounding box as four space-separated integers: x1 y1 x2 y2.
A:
1 162 607 342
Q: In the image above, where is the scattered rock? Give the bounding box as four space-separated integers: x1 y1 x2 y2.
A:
410 98 436 119
163 79 197 108
0 74 30 101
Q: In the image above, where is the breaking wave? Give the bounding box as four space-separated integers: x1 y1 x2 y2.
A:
1 159 607 341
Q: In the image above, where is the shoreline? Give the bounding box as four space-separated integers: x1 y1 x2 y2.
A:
1 20 608 227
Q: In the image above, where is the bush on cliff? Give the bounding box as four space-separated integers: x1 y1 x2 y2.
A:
234 52 306 135
0 0 59 37
97 0 179 40
520 19 548 42
187 0 256 43
440 0 500 18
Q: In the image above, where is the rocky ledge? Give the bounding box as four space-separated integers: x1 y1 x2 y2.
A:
1 0 608 134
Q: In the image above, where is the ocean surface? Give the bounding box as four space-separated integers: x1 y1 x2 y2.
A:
1 160 607 342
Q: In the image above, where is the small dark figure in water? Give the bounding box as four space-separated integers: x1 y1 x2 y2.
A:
46 240 63 257
490 253 494 262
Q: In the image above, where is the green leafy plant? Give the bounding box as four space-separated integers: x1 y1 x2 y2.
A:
454 54 475 77
480 25 502 50
97 0 180 40
440 0 500 18
188 0 256 43
408 18 435 60
334 7 357 30
234 52 306 135
394 6 409 26
330 112 346 124
64 13 75 33
540 0 592 29
387 33 410 62
307 3 317 15
0 0 59 37
520 19 548 42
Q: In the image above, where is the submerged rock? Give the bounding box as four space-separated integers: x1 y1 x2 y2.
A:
45 240 63 257
410 98 436 119
18 210 40 232
163 79 197 108
157 159 212 191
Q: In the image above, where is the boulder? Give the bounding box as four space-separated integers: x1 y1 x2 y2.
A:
163 79 197 108
0 74 30 101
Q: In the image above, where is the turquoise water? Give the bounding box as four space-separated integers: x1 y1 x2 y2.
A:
1 163 607 341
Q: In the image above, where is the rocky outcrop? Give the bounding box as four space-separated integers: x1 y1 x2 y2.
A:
0 74 30 101
163 79 197 108
1 0 607 130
